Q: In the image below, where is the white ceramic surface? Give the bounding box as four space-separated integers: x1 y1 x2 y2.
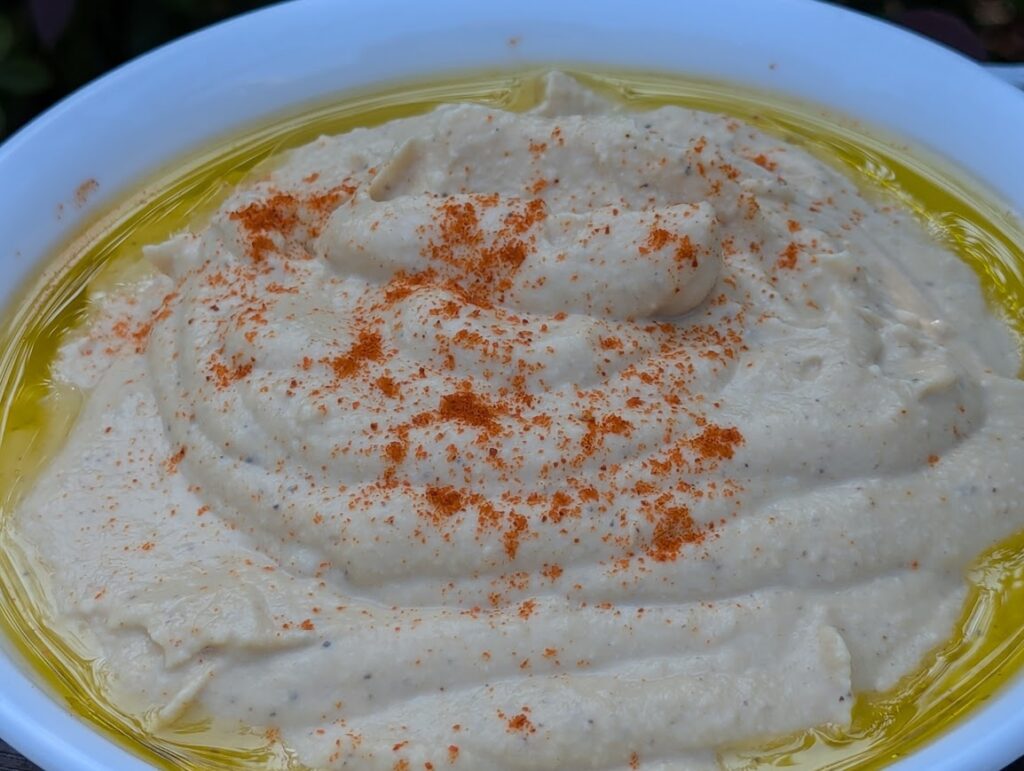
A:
1 1 1022 769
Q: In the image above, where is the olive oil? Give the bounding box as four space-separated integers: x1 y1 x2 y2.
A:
0 68 1022 770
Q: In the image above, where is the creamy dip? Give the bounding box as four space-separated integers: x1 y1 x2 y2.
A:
9 72 1024 770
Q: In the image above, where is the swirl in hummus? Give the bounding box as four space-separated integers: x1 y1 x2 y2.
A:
8 72 1024 770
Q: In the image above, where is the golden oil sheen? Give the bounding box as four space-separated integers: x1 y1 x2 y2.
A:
0 68 1022 770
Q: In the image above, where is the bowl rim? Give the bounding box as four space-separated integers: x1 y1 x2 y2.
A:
1 0 1023 769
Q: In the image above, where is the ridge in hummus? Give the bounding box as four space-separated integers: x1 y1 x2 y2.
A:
6 71 1024 770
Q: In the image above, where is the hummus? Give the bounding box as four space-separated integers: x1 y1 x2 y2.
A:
8 72 1024 770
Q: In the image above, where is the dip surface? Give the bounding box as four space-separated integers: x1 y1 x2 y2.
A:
8 72 1024 770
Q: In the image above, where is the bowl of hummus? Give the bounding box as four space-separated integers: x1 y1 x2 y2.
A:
1 2 1023 770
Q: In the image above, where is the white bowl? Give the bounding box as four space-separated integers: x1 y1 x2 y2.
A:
1 1 1022 769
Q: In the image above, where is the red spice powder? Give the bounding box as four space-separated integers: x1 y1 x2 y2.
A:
674 235 697 267
518 599 537 619
383 270 437 305
641 227 673 254
438 389 501 430
477 501 502 532
165 446 186 474
501 198 546 235
323 330 383 380
115 291 177 354
384 440 408 464
639 224 699 268
500 710 536 734
777 241 800 270
180 157 757 590
421 196 546 304
230 192 302 237
545 490 575 523
580 413 633 457
375 375 400 398
648 505 703 562
425 486 465 521
228 185 353 260
540 564 563 581
502 512 529 560
434 199 482 252
209 355 254 389
688 425 743 461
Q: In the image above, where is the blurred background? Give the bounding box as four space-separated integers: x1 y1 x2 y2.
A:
0 0 1021 140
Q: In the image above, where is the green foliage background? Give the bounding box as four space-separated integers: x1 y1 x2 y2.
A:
0 0 1021 139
